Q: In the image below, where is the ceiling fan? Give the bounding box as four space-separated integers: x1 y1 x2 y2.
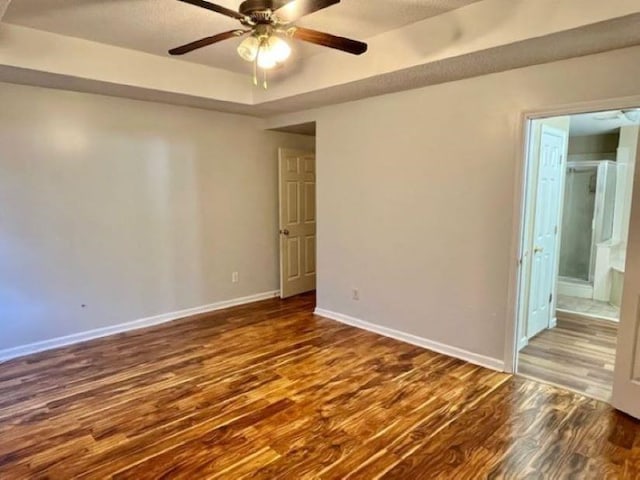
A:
594 109 640 122
169 0 368 87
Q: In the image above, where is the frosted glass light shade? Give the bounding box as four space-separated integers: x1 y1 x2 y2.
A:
267 36 291 63
257 48 277 69
239 34 291 70
237 36 260 62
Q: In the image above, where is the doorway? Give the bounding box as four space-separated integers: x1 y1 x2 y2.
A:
515 108 640 404
278 147 316 298
270 121 317 299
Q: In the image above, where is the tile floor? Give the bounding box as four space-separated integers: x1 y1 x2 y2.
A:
556 294 619 321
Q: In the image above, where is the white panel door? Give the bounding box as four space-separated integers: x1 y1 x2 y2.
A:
612 143 640 420
527 126 567 338
279 149 316 299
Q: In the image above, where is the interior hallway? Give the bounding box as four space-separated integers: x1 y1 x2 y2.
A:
518 311 617 402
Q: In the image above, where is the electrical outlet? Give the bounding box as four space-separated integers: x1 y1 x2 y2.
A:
352 288 359 301
232 272 239 283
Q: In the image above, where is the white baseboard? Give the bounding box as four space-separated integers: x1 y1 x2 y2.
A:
549 316 558 328
557 280 593 299
556 308 619 323
314 308 504 372
0 290 280 363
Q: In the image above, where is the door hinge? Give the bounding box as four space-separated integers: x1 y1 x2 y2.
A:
549 293 553 304
554 225 558 235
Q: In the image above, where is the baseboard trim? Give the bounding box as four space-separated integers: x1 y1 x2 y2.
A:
556 308 619 323
0 290 280 363
314 308 504 372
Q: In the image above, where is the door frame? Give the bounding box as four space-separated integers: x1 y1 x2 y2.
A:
505 94 640 375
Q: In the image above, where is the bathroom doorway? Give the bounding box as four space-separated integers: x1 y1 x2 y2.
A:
516 108 640 402
557 158 619 320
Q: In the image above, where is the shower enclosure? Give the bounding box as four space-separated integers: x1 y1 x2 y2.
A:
558 160 617 295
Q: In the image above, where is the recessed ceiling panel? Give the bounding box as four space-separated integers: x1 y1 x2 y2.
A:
3 0 483 74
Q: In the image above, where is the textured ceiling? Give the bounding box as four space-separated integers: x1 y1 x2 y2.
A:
569 110 640 136
3 0 483 74
0 0 10 19
4 13 640 119
253 13 640 116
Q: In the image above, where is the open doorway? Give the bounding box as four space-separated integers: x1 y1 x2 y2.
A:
515 108 640 402
271 122 317 300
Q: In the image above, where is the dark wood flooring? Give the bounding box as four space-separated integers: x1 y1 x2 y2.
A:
519 311 618 402
1 293 639 478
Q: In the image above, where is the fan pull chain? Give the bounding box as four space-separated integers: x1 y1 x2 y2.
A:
260 38 267 90
253 39 268 89
253 57 258 86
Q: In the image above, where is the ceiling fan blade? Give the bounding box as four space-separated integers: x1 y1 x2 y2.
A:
176 0 246 21
290 27 367 55
169 30 248 55
274 0 340 23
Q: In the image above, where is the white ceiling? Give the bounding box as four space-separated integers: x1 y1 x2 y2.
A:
2 0 640 117
570 110 640 136
3 0 483 74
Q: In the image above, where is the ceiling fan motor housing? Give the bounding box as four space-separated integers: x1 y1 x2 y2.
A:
239 0 289 22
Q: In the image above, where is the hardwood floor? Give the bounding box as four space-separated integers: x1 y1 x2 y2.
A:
1 293 639 479
518 311 618 402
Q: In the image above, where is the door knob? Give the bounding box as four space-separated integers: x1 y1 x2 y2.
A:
534 245 544 254
280 229 290 236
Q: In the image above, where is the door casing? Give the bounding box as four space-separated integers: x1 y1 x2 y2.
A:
507 96 640 419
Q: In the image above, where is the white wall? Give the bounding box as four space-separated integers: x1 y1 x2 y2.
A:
0 83 313 351
308 45 640 365
5 45 640 368
568 133 619 162
615 126 640 248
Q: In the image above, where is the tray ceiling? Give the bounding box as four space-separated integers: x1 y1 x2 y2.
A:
3 0 640 118
4 0 483 74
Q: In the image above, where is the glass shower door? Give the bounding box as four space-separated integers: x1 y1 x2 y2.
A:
559 165 597 281
558 160 617 284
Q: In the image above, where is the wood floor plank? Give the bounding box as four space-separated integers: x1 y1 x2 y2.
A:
0 292 638 478
518 311 617 402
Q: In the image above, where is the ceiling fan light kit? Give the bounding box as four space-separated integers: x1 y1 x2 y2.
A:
237 27 293 86
169 0 368 88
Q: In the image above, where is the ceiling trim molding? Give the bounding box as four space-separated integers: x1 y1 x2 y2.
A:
0 65 259 117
